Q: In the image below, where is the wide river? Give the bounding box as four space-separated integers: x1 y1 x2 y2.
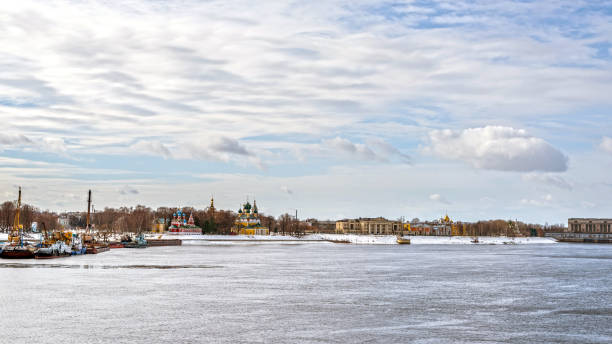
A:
1 242 611 343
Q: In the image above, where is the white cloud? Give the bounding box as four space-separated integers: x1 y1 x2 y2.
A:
600 137 612 153
427 126 568 172
366 138 412 164
320 137 410 163
0 133 32 146
119 185 139 195
280 186 293 195
40 137 68 155
0 133 68 156
0 0 610 164
429 193 451 204
322 137 386 162
130 141 173 159
183 137 268 169
520 194 553 207
522 173 573 190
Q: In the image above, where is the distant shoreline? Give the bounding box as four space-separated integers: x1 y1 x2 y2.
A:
154 234 558 245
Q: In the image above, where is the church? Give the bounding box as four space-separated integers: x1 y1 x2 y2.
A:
232 200 269 235
168 210 201 234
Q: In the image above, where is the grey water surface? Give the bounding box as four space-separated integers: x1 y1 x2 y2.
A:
1 242 611 344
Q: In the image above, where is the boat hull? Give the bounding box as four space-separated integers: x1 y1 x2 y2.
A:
1 247 37 259
35 254 66 260
122 243 147 248
396 238 411 244
71 247 88 255
86 245 110 254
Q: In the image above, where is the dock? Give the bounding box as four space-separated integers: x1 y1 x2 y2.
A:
557 238 612 244
147 239 182 246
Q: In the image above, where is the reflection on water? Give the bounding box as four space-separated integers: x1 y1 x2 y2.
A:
1 243 612 344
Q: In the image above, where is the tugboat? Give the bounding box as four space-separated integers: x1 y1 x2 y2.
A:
70 233 87 255
121 233 148 248
1 187 38 259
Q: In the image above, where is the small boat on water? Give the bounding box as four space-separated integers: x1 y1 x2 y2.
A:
396 236 411 245
328 239 351 244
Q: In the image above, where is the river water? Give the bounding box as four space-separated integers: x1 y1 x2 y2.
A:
1 242 611 343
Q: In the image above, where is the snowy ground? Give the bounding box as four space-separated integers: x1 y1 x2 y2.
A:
151 233 557 245
307 234 556 245
0 232 42 242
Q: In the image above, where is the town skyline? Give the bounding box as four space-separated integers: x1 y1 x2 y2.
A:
1 1 612 224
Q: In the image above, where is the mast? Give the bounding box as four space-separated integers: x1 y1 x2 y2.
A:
86 189 91 231
13 186 22 230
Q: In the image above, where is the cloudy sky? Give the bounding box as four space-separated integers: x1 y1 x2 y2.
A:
1 0 611 224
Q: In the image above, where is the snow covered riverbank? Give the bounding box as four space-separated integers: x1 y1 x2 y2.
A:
153 233 557 245
307 234 557 245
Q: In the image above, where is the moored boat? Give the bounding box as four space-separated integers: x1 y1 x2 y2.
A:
121 233 148 248
35 229 77 259
396 236 411 244
35 240 72 258
1 245 37 259
82 190 110 254
70 233 87 255
328 239 351 244
1 187 38 259
86 245 110 254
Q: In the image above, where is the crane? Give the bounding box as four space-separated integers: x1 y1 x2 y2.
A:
9 187 23 245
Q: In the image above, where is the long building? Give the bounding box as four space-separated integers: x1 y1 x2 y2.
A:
335 217 402 235
567 218 612 233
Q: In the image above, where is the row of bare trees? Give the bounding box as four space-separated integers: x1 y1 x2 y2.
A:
0 201 59 232
0 198 308 235
460 220 564 237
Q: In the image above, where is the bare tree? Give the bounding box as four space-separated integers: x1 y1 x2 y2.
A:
0 201 15 232
278 213 292 236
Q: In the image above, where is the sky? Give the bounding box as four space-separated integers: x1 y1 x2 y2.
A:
1 0 611 224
